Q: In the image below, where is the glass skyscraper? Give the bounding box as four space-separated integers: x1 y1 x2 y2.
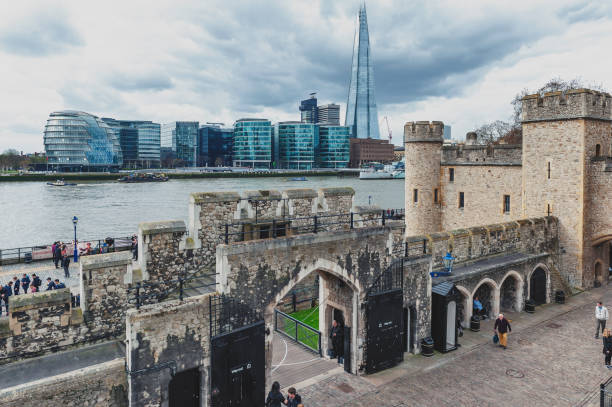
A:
161 122 199 167
276 122 318 170
199 125 234 167
102 118 160 168
233 119 272 168
345 4 380 140
318 125 351 168
44 110 123 170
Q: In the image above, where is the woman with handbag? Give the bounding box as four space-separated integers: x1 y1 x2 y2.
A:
602 328 612 368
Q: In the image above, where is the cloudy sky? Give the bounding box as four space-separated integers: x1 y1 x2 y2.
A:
1 0 611 153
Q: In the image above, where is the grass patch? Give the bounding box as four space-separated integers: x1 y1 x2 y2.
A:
278 306 320 352
289 307 319 330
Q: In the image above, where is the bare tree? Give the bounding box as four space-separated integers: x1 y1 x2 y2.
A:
474 120 513 145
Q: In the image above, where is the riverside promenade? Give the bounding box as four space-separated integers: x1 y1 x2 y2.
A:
292 285 612 407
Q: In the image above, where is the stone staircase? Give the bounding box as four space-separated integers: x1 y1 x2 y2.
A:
166 267 217 300
549 262 575 296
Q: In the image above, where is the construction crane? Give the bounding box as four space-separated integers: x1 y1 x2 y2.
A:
383 116 392 143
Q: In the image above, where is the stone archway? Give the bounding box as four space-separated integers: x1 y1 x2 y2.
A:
471 278 499 319
595 260 604 287
455 285 471 326
528 265 549 305
499 271 524 313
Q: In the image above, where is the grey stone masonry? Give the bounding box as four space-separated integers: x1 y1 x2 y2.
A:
522 89 612 122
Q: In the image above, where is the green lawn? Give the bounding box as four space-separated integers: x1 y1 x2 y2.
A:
278 306 320 352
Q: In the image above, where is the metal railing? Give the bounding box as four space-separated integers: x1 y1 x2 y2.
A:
0 236 134 265
367 257 405 297
127 273 217 309
274 309 322 356
601 376 612 406
221 209 405 244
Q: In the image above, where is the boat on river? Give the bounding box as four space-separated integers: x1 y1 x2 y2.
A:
117 173 169 183
47 179 77 186
359 161 405 180
289 177 307 181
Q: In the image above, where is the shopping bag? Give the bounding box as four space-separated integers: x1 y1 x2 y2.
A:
493 333 499 344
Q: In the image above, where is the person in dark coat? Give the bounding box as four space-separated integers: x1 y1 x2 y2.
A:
46 278 56 291
330 319 344 362
54 279 66 289
603 329 612 367
265 381 285 407
32 274 42 291
12 276 19 295
494 313 512 349
54 244 62 268
63 254 71 278
0 285 8 316
3 281 13 315
286 387 302 407
21 274 30 294
51 242 57 265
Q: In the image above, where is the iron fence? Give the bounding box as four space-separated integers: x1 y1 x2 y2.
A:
209 294 263 338
127 273 217 309
0 236 134 265
367 257 405 297
601 376 612 407
274 309 322 356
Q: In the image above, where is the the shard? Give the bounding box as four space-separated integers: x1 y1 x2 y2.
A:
345 3 380 140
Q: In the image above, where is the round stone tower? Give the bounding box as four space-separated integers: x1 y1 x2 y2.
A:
404 121 444 236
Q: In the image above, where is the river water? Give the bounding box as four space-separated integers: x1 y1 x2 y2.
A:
0 177 404 249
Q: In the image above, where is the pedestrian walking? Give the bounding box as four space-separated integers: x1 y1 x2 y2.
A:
12 276 20 296
596 301 609 339
131 235 138 260
53 244 62 268
265 381 285 407
603 329 612 368
494 313 512 349
63 254 71 278
21 274 30 294
32 274 41 291
0 284 8 316
51 241 57 265
286 387 302 407
3 281 13 315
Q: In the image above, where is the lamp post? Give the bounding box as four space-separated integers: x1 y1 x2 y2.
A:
442 252 455 273
72 216 79 263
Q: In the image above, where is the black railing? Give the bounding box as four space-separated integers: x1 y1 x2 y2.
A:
0 235 134 265
367 257 404 297
274 309 322 356
210 294 263 338
127 273 217 309
601 376 612 407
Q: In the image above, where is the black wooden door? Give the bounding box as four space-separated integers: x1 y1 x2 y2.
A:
365 289 404 373
530 268 546 305
211 321 265 407
343 325 351 373
169 368 200 407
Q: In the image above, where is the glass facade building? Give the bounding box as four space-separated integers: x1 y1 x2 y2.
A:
345 4 380 139
137 122 161 167
318 125 351 168
102 118 160 168
299 94 318 124
276 122 318 170
44 110 122 170
233 119 272 168
199 125 234 167
161 121 199 167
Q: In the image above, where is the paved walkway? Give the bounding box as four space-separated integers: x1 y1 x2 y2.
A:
296 285 612 407
0 260 80 290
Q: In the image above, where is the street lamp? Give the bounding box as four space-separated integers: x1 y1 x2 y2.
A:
72 216 79 263
442 252 455 273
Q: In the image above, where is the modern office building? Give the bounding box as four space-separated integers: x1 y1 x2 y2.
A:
102 118 161 168
299 93 318 124
43 110 122 171
349 138 394 167
444 125 452 140
317 104 341 126
161 121 199 167
198 125 234 167
345 4 380 139
233 119 273 168
275 122 318 170
318 125 351 168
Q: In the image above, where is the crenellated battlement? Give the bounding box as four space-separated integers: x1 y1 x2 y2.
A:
522 88 612 122
404 121 444 143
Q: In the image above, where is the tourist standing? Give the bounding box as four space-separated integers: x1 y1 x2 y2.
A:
12 277 20 295
131 236 138 260
63 254 71 278
596 302 609 339
32 274 41 291
21 274 30 294
494 313 512 349
54 279 66 289
603 329 612 368
53 243 62 268
3 281 13 315
46 277 56 291
265 381 285 407
0 284 8 316
286 387 302 407
330 319 344 362
51 241 57 265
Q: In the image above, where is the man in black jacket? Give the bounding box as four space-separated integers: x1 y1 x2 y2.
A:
330 320 344 362
494 313 512 349
46 277 56 291
32 274 42 291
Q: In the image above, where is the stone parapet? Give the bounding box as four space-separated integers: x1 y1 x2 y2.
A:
522 89 612 122
80 251 132 271
139 220 186 236
241 189 282 201
404 121 444 143
191 191 241 204
319 187 355 197
283 188 318 199
9 288 71 312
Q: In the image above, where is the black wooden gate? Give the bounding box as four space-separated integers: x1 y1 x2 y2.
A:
530 268 546 305
169 368 200 407
365 258 404 374
210 295 265 407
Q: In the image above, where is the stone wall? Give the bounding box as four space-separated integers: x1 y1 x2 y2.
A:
441 144 522 165
126 293 213 407
522 89 611 122
0 358 127 407
402 256 432 353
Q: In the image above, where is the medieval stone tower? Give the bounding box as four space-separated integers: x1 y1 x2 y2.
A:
522 89 612 288
404 121 444 236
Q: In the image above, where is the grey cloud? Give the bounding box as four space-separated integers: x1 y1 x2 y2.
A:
0 10 84 57
107 72 174 92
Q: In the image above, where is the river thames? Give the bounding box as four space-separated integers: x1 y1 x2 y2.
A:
0 177 404 248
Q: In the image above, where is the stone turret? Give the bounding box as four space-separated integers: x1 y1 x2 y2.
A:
522 89 612 122
465 132 478 145
404 121 443 236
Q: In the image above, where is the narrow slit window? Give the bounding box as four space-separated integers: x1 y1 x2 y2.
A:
503 195 510 213
547 162 551 179
596 144 601 157
459 192 464 209
434 188 439 203
547 204 551 216
449 168 455 182
413 189 418 203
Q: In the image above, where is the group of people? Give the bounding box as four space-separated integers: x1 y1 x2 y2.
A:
0 273 67 316
51 241 72 278
595 301 612 368
266 382 303 407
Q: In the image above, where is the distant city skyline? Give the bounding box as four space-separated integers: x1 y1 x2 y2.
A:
1 1 612 152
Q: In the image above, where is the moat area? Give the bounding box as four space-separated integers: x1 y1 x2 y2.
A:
0 177 403 248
